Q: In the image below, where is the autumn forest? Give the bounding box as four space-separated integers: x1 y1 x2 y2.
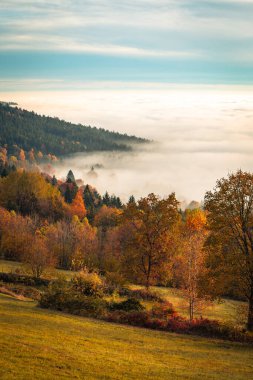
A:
1 123 253 335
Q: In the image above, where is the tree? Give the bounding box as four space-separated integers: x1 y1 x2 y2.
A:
45 217 98 270
0 210 34 260
94 205 122 270
102 191 110 207
121 193 179 288
28 149 35 162
70 190 86 220
0 207 13 259
63 182 78 204
66 170 76 183
204 170 253 331
37 151 43 160
128 195 136 205
83 185 101 223
0 171 68 220
173 209 209 320
23 231 56 278
52 175 58 186
19 149 26 162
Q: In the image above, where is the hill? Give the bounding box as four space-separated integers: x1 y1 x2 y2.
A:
1 294 253 380
0 103 147 157
0 259 246 325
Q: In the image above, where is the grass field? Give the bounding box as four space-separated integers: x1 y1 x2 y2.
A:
1 293 253 380
0 259 247 326
0 259 75 280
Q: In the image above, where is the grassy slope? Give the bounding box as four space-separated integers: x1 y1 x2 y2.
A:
133 285 246 325
0 260 246 325
1 294 253 380
0 259 75 280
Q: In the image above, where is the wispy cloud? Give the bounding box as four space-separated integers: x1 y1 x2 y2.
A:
0 0 253 84
0 34 199 58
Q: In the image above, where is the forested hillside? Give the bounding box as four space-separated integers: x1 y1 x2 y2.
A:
0 103 147 156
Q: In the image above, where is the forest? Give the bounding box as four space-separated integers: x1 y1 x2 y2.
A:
1 149 253 344
0 103 147 157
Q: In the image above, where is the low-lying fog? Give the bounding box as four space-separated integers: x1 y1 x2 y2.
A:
4 84 253 203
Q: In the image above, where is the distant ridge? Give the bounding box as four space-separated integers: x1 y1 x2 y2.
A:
0 103 148 157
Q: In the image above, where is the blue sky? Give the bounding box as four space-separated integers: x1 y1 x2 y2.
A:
1 0 253 88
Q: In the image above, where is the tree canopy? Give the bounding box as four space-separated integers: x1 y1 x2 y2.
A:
204 170 253 330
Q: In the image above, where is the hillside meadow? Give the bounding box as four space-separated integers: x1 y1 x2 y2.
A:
0 259 246 326
1 293 253 380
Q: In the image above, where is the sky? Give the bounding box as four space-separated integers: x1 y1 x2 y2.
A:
1 0 253 202
1 0 253 85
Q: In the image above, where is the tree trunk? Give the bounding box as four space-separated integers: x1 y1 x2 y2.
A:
145 276 150 290
189 299 194 321
145 255 151 290
247 296 253 331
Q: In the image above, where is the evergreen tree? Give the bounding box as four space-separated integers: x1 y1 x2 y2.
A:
102 191 110 206
64 186 73 204
94 190 102 208
128 195 136 205
83 185 96 223
52 175 58 186
66 170 76 183
116 196 123 209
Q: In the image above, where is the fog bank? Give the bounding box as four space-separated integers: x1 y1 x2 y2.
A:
2 84 253 202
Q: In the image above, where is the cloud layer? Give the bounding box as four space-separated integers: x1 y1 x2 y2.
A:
1 0 253 83
2 84 253 202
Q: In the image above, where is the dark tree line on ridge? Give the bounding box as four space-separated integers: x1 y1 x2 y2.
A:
0 103 148 157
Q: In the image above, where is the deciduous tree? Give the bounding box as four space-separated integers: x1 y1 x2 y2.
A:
70 190 86 220
173 209 209 320
204 170 253 331
121 193 179 288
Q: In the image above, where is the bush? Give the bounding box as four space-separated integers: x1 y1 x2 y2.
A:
104 272 127 294
39 279 70 309
71 269 104 298
0 272 50 286
109 298 145 312
106 310 149 326
39 280 107 317
151 301 177 319
106 306 253 344
118 287 164 303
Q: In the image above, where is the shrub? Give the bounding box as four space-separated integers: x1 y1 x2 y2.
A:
164 317 253 343
106 310 169 330
71 269 104 298
118 287 164 302
39 279 70 309
104 272 127 294
39 280 107 317
109 298 145 312
151 301 177 319
105 272 126 287
0 272 50 286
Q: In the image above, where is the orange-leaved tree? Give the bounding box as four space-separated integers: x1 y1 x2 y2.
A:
173 209 209 320
205 170 253 331
69 190 87 220
121 193 180 289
